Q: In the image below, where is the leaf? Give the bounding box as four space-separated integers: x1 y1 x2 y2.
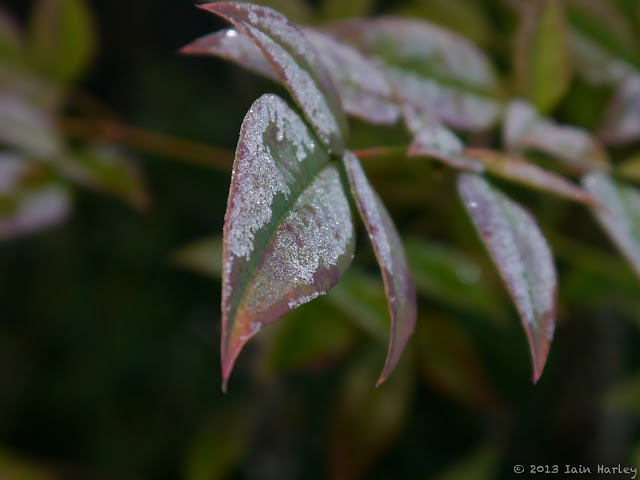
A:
342 151 416 386
56 145 149 210
582 172 640 279
599 73 640 145
417 314 501 411
514 0 571 113
0 154 71 241
325 17 504 131
503 99 610 173
404 239 506 321
28 0 96 82
198 2 347 155
221 94 355 390
457 173 557 382
181 28 401 125
569 29 635 86
328 348 413 480
407 119 484 172
465 148 597 206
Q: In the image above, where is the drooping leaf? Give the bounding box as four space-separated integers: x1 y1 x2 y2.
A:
28 0 96 82
417 314 501 410
514 0 571 113
404 239 506 321
582 172 640 279
342 151 416 386
0 154 71 241
457 173 557 382
221 94 355 390
325 17 504 131
328 348 413 480
599 74 640 145
503 99 610 173
407 119 484 172
198 2 347 154
465 148 597 206
181 28 401 125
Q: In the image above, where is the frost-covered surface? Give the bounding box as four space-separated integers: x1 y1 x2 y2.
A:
465 148 595 206
503 100 609 172
582 172 640 278
599 74 640 146
200 3 346 154
408 119 484 172
457 173 556 382
343 151 416 386
221 94 354 388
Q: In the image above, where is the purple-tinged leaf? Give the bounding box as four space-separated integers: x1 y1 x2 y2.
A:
198 2 347 155
0 154 71 240
582 172 640 279
504 99 610 173
325 17 503 131
599 74 640 145
465 148 597 206
182 28 401 126
457 173 557 382
407 119 484 172
221 94 355 390
343 151 416 386
514 0 571 113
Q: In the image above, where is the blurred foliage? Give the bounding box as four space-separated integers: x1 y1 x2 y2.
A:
1 0 640 479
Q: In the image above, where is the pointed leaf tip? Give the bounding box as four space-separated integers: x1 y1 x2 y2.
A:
221 94 355 389
457 173 556 383
343 151 416 386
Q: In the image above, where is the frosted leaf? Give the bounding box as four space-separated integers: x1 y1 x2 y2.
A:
199 2 347 154
407 118 484 172
503 99 610 173
457 173 557 382
464 148 596 206
343 151 416 386
599 74 640 146
221 94 354 390
582 172 640 279
324 16 503 131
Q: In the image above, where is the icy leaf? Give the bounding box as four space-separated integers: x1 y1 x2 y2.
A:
0 154 71 241
582 172 640 279
325 17 503 131
514 0 571 113
221 94 355 390
457 173 557 382
407 120 484 172
343 151 416 386
182 28 400 125
599 74 640 145
199 2 347 154
28 0 96 82
503 99 609 173
465 148 596 206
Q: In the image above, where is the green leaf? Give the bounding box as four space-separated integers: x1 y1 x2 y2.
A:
465 148 597 206
328 348 413 480
28 0 96 82
221 94 355 390
0 154 71 241
514 0 571 113
343 151 416 386
582 172 640 280
325 17 504 131
599 74 640 145
198 2 347 155
404 239 506 321
457 173 557 383
182 28 401 125
503 99 610 173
